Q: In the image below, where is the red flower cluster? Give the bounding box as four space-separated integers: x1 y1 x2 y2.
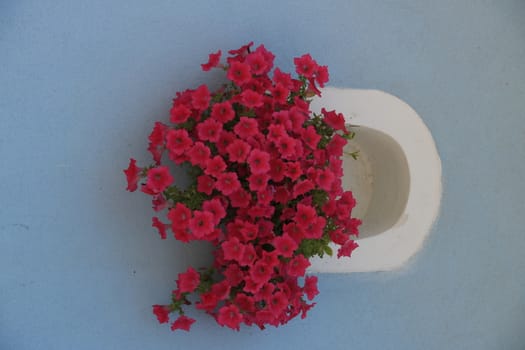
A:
124 42 361 332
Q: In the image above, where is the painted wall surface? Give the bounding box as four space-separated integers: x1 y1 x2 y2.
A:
1 1 524 349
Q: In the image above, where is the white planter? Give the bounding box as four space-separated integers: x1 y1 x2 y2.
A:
308 88 442 273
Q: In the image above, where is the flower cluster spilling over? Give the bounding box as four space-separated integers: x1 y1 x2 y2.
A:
124 42 361 332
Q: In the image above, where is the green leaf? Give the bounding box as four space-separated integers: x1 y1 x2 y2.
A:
323 245 333 257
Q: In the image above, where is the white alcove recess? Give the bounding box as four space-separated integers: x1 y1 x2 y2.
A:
308 87 442 273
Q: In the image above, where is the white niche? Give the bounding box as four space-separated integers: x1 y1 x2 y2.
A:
308 88 442 273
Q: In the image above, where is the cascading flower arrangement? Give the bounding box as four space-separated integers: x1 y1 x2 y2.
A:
124 42 361 332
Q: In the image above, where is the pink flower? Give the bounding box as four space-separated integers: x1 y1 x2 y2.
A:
257 187 273 205
240 89 263 108
303 276 319 300
269 159 286 182
197 174 215 195
253 44 275 72
216 131 236 155
283 222 303 243
124 158 141 192
268 291 288 315
147 122 168 164
166 128 193 156
152 195 167 212
326 134 347 157
177 267 200 293
261 250 279 268
191 84 211 111
143 166 173 194
201 49 222 71
292 179 315 198
289 106 307 131
276 136 297 160
294 53 318 78
228 41 253 56
247 149 270 175
235 293 255 313
229 188 251 208
344 217 362 236
222 237 245 262
197 118 223 142
170 104 191 124
248 173 269 192
273 186 291 204
152 217 167 239
171 315 196 331
250 260 273 284
272 110 292 131
215 172 241 196
233 117 258 139
267 124 287 142
196 291 219 312
286 254 310 277
301 125 321 149
314 168 335 191
306 77 322 97
329 227 348 245
226 139 251 163
272 234 297 258
152 305 170 324
204 155 227 178
168 203 192 230
273 67 293 89
246 51 268 75
238 220 258 242
211 280 231 301
295 204 317 228
337 240 359 258
188 142 211 167
270 83 289 104
202 198 226 225
224 264 245 286
227 61 252 86
189 211 215 238
315 65 329 87
321 108 347 132
173 228 192 243
285 162 302 181
217 304 243 331
239 244 257 266
211 101 235 123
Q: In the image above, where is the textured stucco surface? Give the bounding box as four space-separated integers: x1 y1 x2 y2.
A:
1 1 524 349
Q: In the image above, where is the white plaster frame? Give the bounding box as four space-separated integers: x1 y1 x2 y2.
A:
308 87 442 273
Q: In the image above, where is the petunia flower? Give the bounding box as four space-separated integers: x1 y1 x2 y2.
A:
272 234 297 258
233 117 258 139
226 139 252 163
189 211 215 238
197 118 223 143
215 172 241 196
143 166 173 194
152 305 170 324
171 315 196 332
176 267 201 293
123 158 141 192
247 149 270 175
211 100 235 123
152 217 168 239
217 304 243 331
201 49 222 72
191 84 211 111
226 61 252 86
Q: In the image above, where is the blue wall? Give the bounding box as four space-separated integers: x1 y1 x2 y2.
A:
1 1 524 349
